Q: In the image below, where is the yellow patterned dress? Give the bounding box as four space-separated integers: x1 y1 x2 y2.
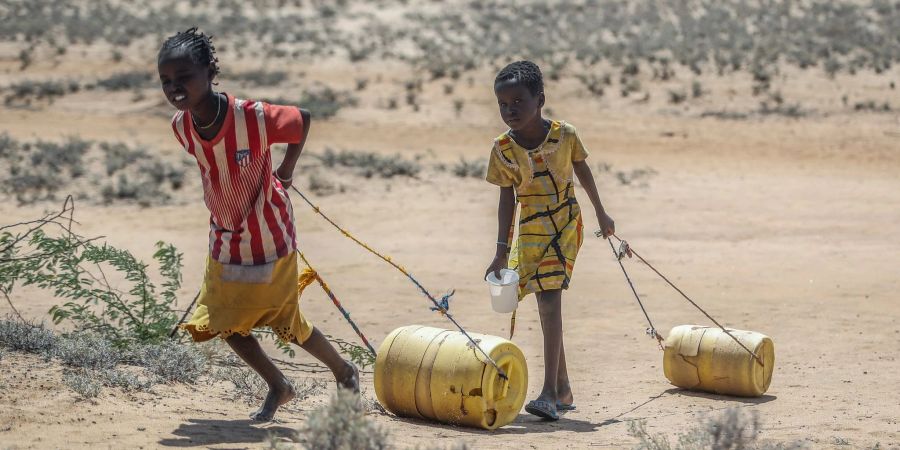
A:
486 120 588 301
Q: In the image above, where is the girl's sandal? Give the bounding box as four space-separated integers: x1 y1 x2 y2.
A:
557 402 576 411
524 399 559 421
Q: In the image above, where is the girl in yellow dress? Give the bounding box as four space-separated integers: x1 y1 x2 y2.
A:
485 61 617 421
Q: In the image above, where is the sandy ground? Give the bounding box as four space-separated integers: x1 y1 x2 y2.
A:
2 16 900 449
2 105 899 448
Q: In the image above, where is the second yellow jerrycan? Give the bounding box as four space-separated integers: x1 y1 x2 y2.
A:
663 324 775 397
373 325 528 430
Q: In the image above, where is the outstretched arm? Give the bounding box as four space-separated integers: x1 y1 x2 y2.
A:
274 108 312 188
573 160 615 238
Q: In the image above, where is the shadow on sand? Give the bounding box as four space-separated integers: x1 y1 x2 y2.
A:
663 388 777 405
159 418 297 447
381 388 777 435
386 412 607 436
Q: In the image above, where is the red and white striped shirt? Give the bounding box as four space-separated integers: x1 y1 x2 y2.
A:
171 94 302 265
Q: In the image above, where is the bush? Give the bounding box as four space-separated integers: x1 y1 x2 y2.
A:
130 341 207 383
758 103 809 118
451 157 487 178
700 110 750 120
216 363 326 406
1 318 204 397
628 408 805 450
853 101 892 112
95 71 153 91
0 137 185 206
0 317 57 354
328 335 376 371
669 90 687 104
308 171 339 196
216 365 268 404
615 168 658 187
99 368 156 392
264 87 357 120
318 149 420 179
303 389 390 450
54 333 119 370
2 137 89 204
101 142 148 175
229 70 288 87
64 369 102 399
99 142 186 206
0 133 17 159
4 79 79 106
692 81 704 98
1 208 184 348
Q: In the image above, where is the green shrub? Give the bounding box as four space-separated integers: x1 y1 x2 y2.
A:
327 335 376 371
0 212 184 348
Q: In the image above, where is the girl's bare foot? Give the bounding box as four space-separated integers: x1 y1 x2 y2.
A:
557 381 574 406
336 361 360 393
250 377 296 421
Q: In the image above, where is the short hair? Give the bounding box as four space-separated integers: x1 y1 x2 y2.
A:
158 27 220 78
494 61 543 96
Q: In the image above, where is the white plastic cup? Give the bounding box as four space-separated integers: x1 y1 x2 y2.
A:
486 269 519 313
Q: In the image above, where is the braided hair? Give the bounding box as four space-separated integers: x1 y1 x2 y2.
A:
158 27 220 78
494 61 543 96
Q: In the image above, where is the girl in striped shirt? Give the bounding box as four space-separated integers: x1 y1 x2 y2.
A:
157 28 358 421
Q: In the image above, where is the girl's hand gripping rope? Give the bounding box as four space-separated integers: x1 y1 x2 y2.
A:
596 212 616 239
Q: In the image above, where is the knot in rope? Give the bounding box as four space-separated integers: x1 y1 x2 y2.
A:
429 289 455 316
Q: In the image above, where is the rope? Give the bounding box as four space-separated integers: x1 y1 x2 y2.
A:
605 237 665 348
291 186 509 380
296 250 377 357
169 290 201 338
606 233 764 367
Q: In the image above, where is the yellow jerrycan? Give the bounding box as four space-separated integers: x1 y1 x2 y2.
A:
663 325 775 397
373 325 527 430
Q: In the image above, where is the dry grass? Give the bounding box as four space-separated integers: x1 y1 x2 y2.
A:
302 389 390 450
0 318 207 398
628 408 806 450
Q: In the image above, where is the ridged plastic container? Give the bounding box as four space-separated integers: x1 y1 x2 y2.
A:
663 325 775 397
373 325 528 430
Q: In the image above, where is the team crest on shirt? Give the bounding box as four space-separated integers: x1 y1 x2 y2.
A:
235 149 251 167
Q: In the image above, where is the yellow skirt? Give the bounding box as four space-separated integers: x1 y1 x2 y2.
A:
509 197 584 299
181 252 314 344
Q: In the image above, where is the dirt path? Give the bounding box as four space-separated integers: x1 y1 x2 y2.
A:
2 108 899 448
